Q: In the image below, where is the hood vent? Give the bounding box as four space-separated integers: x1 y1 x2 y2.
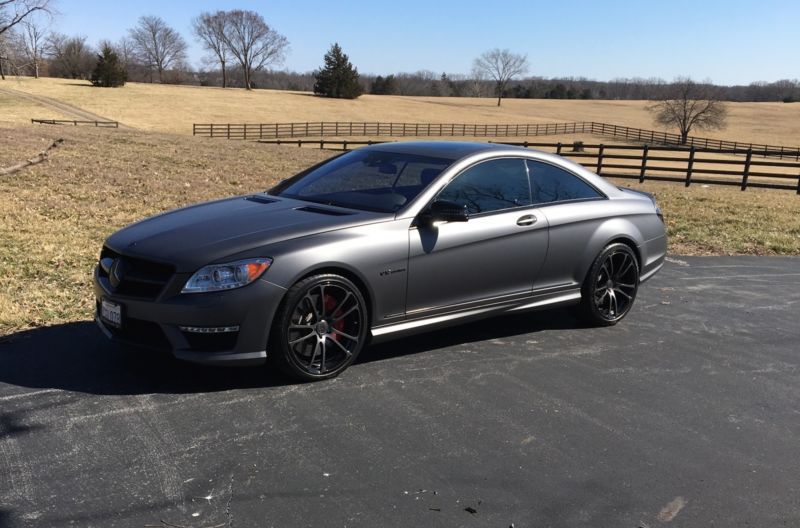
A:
295 206 353 216
245 195 278 204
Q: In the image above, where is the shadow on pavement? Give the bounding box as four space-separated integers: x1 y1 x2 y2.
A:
0 321 282 395
0 308 580 395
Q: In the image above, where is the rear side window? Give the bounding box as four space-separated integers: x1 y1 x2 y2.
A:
526 160 603 204
438 158 531 214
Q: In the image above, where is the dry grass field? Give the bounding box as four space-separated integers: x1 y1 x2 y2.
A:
1 124 798 336
2 76 800 147
0 89 70 123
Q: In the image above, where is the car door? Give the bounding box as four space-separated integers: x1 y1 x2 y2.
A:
525 159 609 290
406 157 549 316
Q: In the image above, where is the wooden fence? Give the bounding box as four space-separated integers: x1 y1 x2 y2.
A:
32 118 119 128
194 120 800 160
257 138 800 194
195 121 590 141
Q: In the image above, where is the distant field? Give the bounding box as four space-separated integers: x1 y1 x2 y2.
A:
1 125 798 335
2 76 800 146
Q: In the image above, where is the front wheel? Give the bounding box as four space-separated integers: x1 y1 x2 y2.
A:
576 243 639 326
270 274 368 381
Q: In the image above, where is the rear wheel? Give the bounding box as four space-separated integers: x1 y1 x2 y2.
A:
576 243 639 326
271 274 368 381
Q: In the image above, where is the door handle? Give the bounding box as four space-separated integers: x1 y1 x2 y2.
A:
516 214 537 226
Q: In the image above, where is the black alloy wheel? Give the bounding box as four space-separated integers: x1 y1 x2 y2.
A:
272 274 367 380
578 243 639 326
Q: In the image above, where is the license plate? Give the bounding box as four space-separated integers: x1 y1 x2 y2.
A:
100 299 122 328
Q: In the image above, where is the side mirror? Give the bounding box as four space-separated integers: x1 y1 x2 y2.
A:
422 200 469 225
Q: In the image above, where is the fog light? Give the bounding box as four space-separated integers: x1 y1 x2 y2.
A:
179 325 240 334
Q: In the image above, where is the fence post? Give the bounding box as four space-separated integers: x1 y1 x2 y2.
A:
596 145 605 175
227 124 230 139
320 139 324 150
639 145 649 183
343 140 348 151
556 142 562 155
685 147 695 187
741 149 753 191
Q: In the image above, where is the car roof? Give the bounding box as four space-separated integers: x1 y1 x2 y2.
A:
361 140 528 160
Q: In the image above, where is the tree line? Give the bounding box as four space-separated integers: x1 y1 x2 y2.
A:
0 2 288 89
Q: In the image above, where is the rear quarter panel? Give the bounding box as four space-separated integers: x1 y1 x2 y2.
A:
534 197 664 290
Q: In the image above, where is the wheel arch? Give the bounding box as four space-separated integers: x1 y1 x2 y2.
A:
575 218 645 285
293 265 375 326
606 236 643 271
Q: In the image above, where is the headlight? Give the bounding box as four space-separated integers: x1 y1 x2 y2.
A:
182 258 272 293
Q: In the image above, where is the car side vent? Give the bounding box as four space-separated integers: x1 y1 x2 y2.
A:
245 195 278 204
295 206 352 216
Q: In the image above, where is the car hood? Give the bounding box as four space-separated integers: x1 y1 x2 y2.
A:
105 194 385 272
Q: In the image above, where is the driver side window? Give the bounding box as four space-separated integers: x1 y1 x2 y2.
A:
437 158 531 215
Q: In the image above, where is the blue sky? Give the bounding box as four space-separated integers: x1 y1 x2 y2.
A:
52 0 799 84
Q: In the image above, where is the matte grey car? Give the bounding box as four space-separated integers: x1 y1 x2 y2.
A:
94 141 666 380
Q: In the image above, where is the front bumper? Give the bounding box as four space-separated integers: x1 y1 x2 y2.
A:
93 266 287 366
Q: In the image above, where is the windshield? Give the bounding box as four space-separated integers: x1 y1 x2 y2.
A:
270 149 453 213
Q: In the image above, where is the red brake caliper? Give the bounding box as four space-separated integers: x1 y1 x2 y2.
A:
324 294 345 340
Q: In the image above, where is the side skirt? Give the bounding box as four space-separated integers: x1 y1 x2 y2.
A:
370 289 581 343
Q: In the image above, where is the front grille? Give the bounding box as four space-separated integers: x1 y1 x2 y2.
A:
99 247 174 300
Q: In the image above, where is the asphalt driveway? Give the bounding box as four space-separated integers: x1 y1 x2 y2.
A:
1 256 799 527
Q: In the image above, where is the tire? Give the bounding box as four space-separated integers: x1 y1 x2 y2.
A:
270 274 368 381
576 243 640 326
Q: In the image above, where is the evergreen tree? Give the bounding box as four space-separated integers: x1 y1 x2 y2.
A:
370 74 397 95
91 45 127 87
313 43 362 99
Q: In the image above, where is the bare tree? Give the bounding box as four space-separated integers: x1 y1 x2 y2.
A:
16 15 46 77
128 15 187 83
472 48 528 106
648 77 728 144
192 11 230 88
115 37 133 68
221 9 287 90
0 30 9 79
0 0 50 36
468 67 488 98
47 33 94 79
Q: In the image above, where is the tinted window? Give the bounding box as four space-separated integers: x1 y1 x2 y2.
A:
271 150 452 213
437 158 531 214
527 160 602 204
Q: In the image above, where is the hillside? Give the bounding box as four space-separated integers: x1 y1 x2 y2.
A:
1 76 799 146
